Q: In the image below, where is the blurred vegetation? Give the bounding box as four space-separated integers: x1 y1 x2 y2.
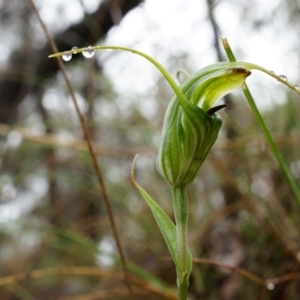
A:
1 0 300 299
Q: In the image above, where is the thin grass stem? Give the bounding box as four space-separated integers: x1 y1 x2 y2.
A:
221 38 300 206
28 0 134 298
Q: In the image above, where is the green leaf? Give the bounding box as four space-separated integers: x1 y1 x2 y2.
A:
131 156 179 267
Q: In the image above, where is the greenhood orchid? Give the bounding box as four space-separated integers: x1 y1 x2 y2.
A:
157 66 250 187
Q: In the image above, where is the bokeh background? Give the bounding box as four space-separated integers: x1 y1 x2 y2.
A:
1 0 300 299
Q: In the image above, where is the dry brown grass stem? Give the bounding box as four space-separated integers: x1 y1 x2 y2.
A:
0 267 177 299
193 257 300 288
1 122 298 158
27 0 134 298
0 123 153 158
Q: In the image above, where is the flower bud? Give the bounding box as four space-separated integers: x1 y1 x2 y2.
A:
157 65 251 187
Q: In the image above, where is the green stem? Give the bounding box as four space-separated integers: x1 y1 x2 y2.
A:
242 87 300 203
50 46 189 108
222 39 300 206
172 186 190 300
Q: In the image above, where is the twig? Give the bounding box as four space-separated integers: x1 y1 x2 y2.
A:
193 258 265 285
0 267 117 286
1 123 299 156
0 123 152 158
0 267 177 299
193 257 300 289
27 1 134 298
162 256 300 288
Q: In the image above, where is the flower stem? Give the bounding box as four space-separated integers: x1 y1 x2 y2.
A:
50 45 189 108
172 186 190 299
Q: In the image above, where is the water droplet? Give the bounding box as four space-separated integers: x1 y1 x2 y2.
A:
82 46 95 58
269 70 274 74
62 52 72 61
71 46 78 54
266 282 275 290
294 85 299 90
279 74 288 81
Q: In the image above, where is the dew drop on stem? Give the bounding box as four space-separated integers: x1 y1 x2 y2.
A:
62 52 72 61
279 74 288 81
294 85 299 90
82 46 95 58
71 46 78 54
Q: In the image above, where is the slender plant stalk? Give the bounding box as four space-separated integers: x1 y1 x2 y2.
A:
172 187 190 299
28 0 134 298
221 38 300 206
